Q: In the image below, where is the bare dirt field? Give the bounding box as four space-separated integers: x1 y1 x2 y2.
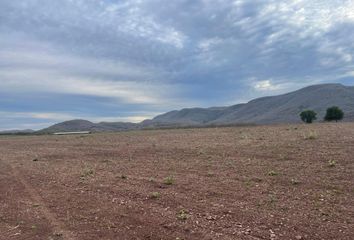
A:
0 123 353 240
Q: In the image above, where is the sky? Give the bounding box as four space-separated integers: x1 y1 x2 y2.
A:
1 0 354 130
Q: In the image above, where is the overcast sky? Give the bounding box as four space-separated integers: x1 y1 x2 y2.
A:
1 0 354 130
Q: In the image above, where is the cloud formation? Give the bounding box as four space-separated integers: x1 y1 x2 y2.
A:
0 0 353 129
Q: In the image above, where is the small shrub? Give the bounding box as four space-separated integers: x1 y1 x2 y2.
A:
81 167 94 179
150 192 160 199
300 110 317 123
244 179 252 187
269 195 277 204
303 131 317 140
328 160 336 167
163 176 174 185
324 106 344 122
268 170 278 176
177 210 189 221
291 179 301 185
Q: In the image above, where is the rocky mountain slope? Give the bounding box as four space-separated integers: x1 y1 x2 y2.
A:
40 83 354 132
39 120 138 133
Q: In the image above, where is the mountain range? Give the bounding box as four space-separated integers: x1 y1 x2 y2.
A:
36 83 354 133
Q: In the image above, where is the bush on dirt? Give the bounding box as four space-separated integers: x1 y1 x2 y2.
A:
163 176 174 185
268 170 278 176
328 160 336 167
300 110 317 123
324 106 344 122
81 167 94 179
177 210 189 220
303 131 317 140
150 192 160 199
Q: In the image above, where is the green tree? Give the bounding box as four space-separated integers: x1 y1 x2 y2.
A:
324 106 344 122
300 110 317 123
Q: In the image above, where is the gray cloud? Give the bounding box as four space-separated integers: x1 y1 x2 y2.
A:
0 0 353 129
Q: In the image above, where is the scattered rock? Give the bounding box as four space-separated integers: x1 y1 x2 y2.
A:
53 232 63 237
206 215 216 221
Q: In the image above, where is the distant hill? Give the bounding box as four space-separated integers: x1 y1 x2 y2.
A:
0 129 35 135
147 83 354 125
39 119 138 133
39 83 354 133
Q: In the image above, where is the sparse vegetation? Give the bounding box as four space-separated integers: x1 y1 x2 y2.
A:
328 160 336 167
291 179 301 185
300 110 317 123
304 130 318 140
324 106 344 122
177 210 189 221
163 176 174 185
1 124 353 239
80 167 94 179
268 170 278 176
268 194 277 205
150 192 160 199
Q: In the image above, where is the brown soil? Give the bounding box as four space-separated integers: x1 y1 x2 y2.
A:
0 123 353 240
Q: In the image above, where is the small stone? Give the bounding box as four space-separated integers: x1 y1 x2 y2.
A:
54 232 63 237
244 228 251 235
295 235 302 240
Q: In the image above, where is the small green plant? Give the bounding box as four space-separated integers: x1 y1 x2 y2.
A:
244 178 261 188
303 131 317 140
278 154 290 161
244 179 252 187
291 178 301 185
150 192 160 199
268 170 278 176
80 167 94 179
163 176 174 185
269 195 277 204
177 210 189 221
328 160 336 167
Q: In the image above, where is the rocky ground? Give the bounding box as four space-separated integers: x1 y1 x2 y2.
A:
0 123 353 240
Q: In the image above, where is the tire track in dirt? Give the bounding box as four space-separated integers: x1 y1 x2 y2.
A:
3 160 77 240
